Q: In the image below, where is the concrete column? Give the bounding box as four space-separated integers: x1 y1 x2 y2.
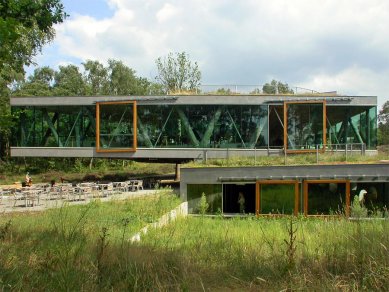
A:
175 163 181 181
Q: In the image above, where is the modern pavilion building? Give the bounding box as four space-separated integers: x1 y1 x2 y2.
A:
10 94 377 159
10 94 389 216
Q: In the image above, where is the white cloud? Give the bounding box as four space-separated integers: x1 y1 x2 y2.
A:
35 0 389 107
156 3 179 22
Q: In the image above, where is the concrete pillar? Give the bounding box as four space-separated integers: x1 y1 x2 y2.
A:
175 163 181 181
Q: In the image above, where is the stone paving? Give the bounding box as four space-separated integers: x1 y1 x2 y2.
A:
0 189 154 214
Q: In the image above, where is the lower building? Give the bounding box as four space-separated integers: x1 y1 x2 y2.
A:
180 164 389 216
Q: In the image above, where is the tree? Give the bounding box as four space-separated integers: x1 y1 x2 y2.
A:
83 60 109 95
107 59 149 95
53 65 86 96
262 80 294 94
0 0 66 159
0 0 67 83
155 52 201 93
378 101 389 145
13 66 55 96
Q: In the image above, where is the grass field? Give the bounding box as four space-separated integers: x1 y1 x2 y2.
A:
184 151 389 168
141 216 389 291
0 190 180 291
1 190 389 291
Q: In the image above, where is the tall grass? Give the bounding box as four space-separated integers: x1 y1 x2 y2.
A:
0 190 181 291
1 193 389 290
142 216 389 291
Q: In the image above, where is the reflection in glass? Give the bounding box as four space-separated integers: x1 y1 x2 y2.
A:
12 106 96 147
307 183 346 215
187 184 222 214
352 182 389 215
287 103 324 150
326 106 377 150
260 184 295 214
98 103 135 150
137 105 268 149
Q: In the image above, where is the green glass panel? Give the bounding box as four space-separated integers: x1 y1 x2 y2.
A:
287 103 324 150
99 103 134 149
137 104 268 149
11 106 95 147
187 184 222 214
307 183 346 215
260 184 295 214
326 106 377 150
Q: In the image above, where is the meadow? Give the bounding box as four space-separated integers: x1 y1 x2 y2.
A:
1 191 389 291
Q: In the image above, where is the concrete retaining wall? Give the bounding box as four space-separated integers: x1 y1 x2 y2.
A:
130 202 188 243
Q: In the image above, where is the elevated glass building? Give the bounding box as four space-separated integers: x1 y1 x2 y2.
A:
10 94 377 160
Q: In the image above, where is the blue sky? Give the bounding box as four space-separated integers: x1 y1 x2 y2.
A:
32 0 389 108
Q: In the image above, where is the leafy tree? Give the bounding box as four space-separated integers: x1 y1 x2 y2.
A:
262 80 294 94
155 52 201 93
13 66 55 96
83 60 109 95
53 65 86 96
0 0 66 159
0 0 67 83
378 101 389 145
107 59 149 95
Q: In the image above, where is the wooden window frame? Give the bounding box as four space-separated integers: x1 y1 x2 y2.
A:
96 100 137 153
303 179 350 217
283 100 327 154
256 180 299 216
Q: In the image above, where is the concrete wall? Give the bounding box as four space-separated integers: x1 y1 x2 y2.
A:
11 94 377 106
180 164 389 201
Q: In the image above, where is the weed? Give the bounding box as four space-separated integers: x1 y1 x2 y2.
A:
198 192 209 216
0 220 12 241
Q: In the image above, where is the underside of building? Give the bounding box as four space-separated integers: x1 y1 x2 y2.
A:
10 94 377 161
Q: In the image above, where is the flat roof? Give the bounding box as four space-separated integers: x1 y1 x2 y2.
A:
10 94 377 106
180 163 389 183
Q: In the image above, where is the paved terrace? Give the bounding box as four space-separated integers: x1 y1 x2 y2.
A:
0 188 154 214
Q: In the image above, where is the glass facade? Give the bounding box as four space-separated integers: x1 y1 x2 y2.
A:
12 106 96 147
11 103 377 150
306 182 347 215
260 184 296 214
187 184 222 214
352 182 389 214
326 106 377 150
137 105 268 148
97 102 135 151
286 102 324 150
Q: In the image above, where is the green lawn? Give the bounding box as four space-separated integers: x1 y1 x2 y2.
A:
183 151 389 168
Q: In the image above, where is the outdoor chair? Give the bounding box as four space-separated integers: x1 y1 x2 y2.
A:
100 183 114 197
12 190 26 207
46 186 62 201
132 180 144 191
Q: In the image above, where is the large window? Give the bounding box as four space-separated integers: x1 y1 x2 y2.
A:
11 106 96 147
187 184 222 214
256 180 299 215
284 101 326 152
303 180 350 216
137 105 268 149
96 101 136 152
326 106 377 150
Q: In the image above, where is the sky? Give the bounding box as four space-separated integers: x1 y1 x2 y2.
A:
31 0 389 108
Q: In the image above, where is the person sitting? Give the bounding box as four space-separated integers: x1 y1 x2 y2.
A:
25 172 32 187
